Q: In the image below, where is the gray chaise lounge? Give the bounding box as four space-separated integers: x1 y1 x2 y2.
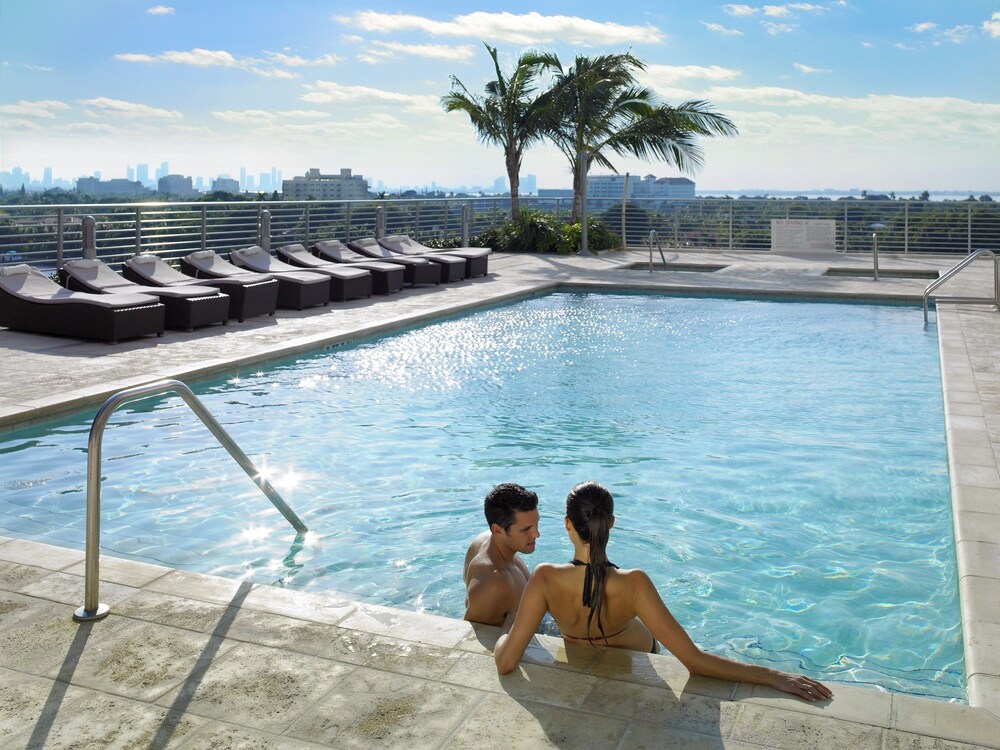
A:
295 241 404 295
0 264 164 343
124 254 278 322
60 259 229 332
231 246 371 303
181 249 330 310
378 234 490 278
344 238 444 286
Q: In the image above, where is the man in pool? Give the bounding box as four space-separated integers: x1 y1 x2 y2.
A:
463 483 541 627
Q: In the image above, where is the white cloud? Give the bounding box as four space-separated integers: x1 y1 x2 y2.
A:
264 51 343 67
22 63 54 72
146 6 174 15
301 81 441 114
644 64 742 87
0 118 43 130
115 48 239 67
248 66 300 79
794 63 830 74
725 5 757 17
985 12 1000 38
336 11 663 46
0 99 70 118
763 5 791 17
78 97 183 120
908 22 937 34
371 41 475 61
701 22 743 36
942 25 974 44
762 22 796 34
212 108 330 123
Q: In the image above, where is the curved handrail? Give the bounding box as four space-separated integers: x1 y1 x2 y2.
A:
74 379 308 622
923 249 999 323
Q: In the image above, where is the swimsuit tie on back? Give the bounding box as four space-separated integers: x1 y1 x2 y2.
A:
571 559 618 607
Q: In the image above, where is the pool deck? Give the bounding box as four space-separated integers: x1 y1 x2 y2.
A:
0 249 998 749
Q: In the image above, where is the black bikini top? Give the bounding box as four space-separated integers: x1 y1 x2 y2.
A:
571 559 619 607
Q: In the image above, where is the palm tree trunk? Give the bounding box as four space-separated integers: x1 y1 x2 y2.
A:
507 151 521 222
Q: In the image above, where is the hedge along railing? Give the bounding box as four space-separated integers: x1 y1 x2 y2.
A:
1 197 997 271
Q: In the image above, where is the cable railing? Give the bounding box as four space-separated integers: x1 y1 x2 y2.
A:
74 379 308 623
2 197 998 271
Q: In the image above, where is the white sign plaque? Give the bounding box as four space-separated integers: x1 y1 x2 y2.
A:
770 219 837 253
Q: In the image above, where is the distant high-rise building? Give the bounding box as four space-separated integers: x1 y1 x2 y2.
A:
155 161 169 181
136 164 150 186
42 167 53 188
585 173 695 203
195 176 205 191
259 172 271 192
239 167 247 191
76 177 150 198
211 176 240 194
246 174 256 191
281 168 371 201
493 176 506 194
158 174 196 197
127 166 135 181
522 174 537 195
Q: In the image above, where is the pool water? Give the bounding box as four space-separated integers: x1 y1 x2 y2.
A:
0 292 963 699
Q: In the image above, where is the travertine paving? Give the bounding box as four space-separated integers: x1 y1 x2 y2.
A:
0 249 998 748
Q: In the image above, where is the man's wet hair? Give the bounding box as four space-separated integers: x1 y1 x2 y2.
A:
484 483 539 531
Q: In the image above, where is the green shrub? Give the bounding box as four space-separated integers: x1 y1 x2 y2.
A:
470 211 620 254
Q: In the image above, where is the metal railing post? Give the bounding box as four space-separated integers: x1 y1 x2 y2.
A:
81 216 97 259
728 203 734 250
200 205 207 252
134 209 143 255
375 205 385 239
968 204 973 255
259 209 271 251
74 379 308 623
462 204 471 247
56 208 65 268
303 203 311 245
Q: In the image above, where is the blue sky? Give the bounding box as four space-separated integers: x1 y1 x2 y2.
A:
1 1 998 191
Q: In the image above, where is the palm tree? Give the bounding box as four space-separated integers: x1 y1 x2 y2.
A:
442 43 559 221
539 53 738 221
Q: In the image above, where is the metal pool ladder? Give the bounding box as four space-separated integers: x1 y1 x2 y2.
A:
647 230 668 272
922 249 1000 323
73 379 308 622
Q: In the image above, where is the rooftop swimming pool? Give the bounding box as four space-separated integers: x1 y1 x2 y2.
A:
0 291 962 699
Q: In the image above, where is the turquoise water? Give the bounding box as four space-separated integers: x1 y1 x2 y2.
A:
0 292 962 698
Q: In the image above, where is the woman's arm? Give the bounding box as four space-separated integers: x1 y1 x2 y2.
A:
494 567 550 674
631 571 833 702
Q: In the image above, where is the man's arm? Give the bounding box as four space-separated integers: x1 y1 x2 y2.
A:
464 570 516 627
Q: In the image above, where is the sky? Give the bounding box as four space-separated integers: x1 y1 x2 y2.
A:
1 0 998 192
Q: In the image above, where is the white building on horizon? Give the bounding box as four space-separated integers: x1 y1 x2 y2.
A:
586 173 695 202
282 168 370 201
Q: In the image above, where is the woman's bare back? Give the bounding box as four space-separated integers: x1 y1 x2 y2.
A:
536 563 657 652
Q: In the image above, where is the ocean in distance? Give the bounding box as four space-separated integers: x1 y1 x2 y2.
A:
697 190 999 202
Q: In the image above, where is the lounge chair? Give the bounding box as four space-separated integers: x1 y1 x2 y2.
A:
123 254 278 322
359 236 466 282
0 264 164 343
181 249 330 310
379 234 490 278
334 239 440 287
278 243 402 296
231 246 370 303
345 238 451 285
60 259 229 332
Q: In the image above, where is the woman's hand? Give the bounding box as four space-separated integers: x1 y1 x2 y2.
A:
767 671 833 702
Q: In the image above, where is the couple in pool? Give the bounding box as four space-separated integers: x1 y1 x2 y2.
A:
463 482 832 702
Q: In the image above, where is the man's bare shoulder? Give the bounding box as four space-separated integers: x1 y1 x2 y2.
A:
463 530 494 580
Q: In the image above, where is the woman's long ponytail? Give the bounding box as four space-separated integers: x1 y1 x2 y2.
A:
566 481 614 644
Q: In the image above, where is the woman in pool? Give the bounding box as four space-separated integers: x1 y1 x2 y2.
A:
494 481 833 702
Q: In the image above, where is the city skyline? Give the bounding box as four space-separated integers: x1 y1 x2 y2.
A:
1 2 998 193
